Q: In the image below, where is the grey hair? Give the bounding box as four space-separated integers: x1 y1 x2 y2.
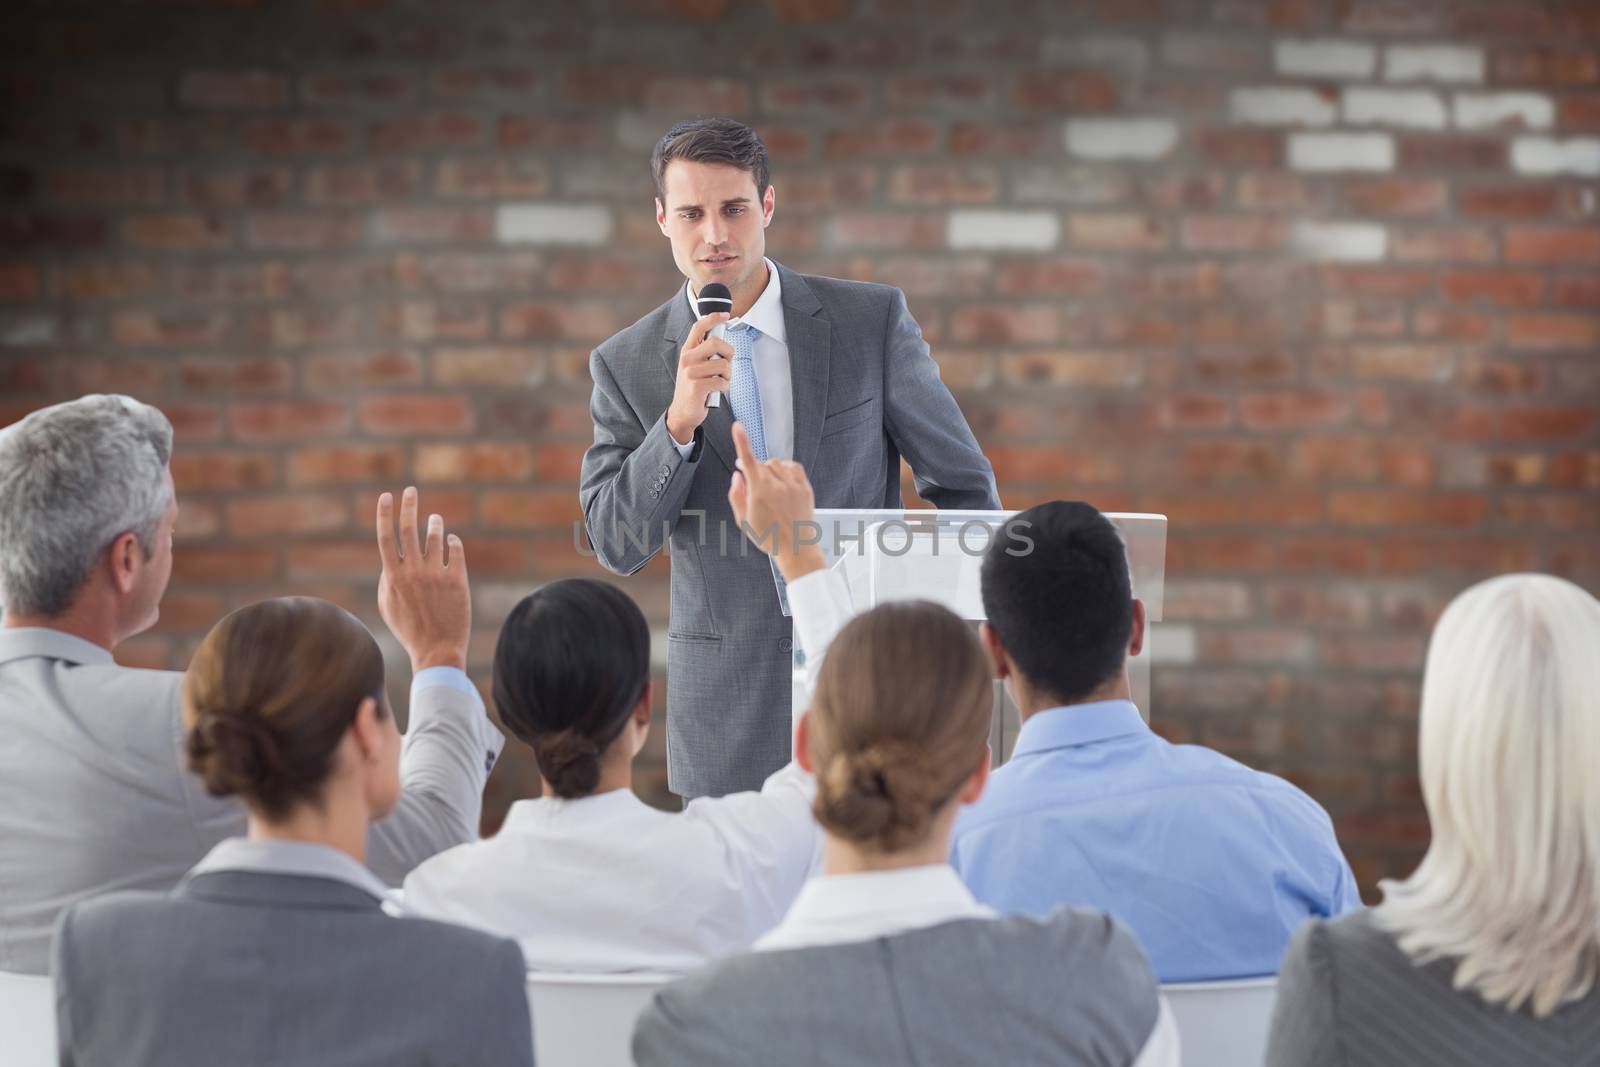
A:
0 395 174 617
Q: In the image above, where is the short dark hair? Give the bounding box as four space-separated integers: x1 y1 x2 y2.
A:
650 117 770 203
980 501 1133 706
492 579 650 798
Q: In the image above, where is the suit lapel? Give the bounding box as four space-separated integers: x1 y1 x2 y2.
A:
778 263 831 472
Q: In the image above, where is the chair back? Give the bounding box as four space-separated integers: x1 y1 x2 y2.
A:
1162 976 1278 1067
0 970 56 1067
525 970 673 1067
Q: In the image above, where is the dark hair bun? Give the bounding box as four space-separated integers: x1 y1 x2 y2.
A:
186 709 292 810
815 742 940 853
534 729 603 799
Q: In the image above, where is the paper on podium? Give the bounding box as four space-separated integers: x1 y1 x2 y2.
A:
788 509 1168 747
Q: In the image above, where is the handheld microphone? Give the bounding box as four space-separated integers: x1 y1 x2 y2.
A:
695 283 733 409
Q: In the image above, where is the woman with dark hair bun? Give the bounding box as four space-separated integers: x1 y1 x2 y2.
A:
405 427 853 972
51 501 533 1067
630 428 1177 1067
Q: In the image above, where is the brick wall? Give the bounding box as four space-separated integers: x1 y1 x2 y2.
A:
2 0 1597 898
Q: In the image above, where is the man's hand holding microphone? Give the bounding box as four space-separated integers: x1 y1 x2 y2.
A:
665 283 735 446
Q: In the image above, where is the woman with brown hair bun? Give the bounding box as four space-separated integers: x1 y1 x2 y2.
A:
52 549 534 1066
631 426 1178 1067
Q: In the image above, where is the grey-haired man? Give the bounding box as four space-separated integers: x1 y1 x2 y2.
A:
0 395 502 974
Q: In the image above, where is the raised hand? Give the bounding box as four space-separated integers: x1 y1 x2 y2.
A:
376 487 471 673
728 422 825 582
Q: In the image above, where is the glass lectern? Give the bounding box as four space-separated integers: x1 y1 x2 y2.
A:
788 509 1168 767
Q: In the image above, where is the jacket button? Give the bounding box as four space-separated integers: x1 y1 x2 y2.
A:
779 637 793 653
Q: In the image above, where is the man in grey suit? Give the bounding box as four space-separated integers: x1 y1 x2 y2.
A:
580 118 999 799
0 395 503 974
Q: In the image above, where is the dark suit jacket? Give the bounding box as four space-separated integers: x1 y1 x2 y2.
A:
580 263 999 797
53 871 534 1067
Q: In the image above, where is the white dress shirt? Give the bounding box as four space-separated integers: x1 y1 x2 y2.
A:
672 257 793 460
757 863 1182 1067
403 566 854 973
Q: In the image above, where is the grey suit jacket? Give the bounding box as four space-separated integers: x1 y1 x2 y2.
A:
1267 910 1600 1067
580 264 999 797
53 870 533 1067
0 627 504 974
632 909 1160 1067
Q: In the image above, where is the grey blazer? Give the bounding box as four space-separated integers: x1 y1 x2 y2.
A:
580 264 999 797
1267 910 1600 1067
0 627 503 974
53 870 534 1067
632 910 1160 1067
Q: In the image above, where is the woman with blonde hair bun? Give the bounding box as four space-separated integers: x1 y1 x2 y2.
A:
633 428 1177 1067
1268 572 1600 1066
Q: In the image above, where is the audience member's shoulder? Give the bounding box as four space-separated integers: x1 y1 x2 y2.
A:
1012 907 1158 997
1311 907 1403 964
1167 737 1339 821
393 909 527 967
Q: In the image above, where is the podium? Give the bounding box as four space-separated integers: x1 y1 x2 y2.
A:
789 509 1167 766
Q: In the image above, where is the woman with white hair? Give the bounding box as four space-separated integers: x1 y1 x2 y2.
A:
1266 573 1600 1066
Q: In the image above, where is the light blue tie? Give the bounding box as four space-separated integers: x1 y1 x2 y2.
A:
726 322 767 461
724 322 791 615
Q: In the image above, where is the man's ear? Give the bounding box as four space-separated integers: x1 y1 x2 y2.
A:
979 622 1010 681
958 747 990 806
1128 598 1147 659
794 711 815 774
634 680 654 728
348 697 384 763
107 531 143 596
655 196 668 234
760 184 775 227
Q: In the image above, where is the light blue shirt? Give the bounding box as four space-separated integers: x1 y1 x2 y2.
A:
950 699 1360 982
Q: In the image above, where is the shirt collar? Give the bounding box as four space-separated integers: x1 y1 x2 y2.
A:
757 864 990 951
0 626 115 668
502 788 647 828
186 838 399 911
1011 699 1150 760
682 257 786 344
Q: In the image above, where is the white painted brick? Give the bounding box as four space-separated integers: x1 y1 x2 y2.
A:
1512 138 1600 177
1385 44 1485 83
1453 92 1555 130
1342 88 1447 129
615 111 665 152
1288 132 1396 172
1275 38 1376 79
1064 118 1179 160
1147 624 1197 665
1040 34 1150 80
947 210 1060 250
1228 87 1337 127
496 204 612 245
1291 221 1389 262
0 315 55 347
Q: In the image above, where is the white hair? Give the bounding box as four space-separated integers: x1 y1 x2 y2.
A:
1375 573 1600 1017
0 394 173 617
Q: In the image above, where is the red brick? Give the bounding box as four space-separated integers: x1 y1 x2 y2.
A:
499 301 623 342
949 306 1059 344
1233 174 1314 212
948 123 1058 158
1559 94 1600 129
162 404 225 444
770 0 850 21
123 212 230 250
170 451 278 492
496 115 612 152
1392 228 1496 264
886 75 995 110
368 112 484 153
372 206 493 244
641 76 750 113
1181 215 1285 253
243 119 355 156
1504 228 1600 263
1506 314 1600 349
1160 492 1325 527
432 346 546 386
359 395 475 436
0 263 40 300
57 262 162 301
1350 345 1456 384
415 443 535 483
1499 407 1599 441
760 76 872 113
303 350 423 391
886 165 999 205
1498 494 1599 532
180 167 295 207
242 307 362 348
1492 47 1600 86
300 71 417 107
1195 128 1282 168
285 541 381 581
111 310 231 347
824 121 940 159
374 300 490 342
112 637 172 671
304 161 424 205
1262 583 1373 627
993 259 1103 295
481 490 581 530
1069 213 1170 251
1240 391 1351 431
1442 270 1544 307
1330 492 1486 528
246 211 365 250
1278 536 1373 576
1341 0 1440 33
231 401 352 443
1412 306 1495 341
1375 537 1539 576
1549 277 1600 307
287 445 408 486
1343 178 1446 217
179 70 289 111
1457 185 1560 220
1549 452 1600 489
1193 350 1297 386
177 357 292 394
435 158 549 199
1011 72 1117 112
1461 357 1540 398
353 489 476 530
1169 535 1278 573
171 546 279 584
1198 628 1314 665
1398 138 1506 171
228 493 352 537
149 590 227 632
430 65 543 101
1321 268 1435 299
420 251 544 293
1152 394 1234 431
